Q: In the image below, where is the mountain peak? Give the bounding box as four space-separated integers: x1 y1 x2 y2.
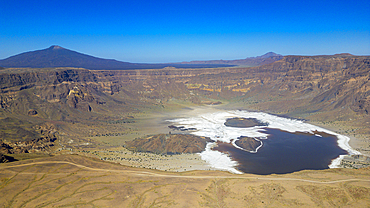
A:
48 45 65 50
334 53 353 56
258 52 280 58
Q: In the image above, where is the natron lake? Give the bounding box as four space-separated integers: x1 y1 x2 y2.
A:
214 128 348 175
168 109 353 175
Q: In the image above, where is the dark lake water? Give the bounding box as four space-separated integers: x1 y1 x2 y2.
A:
214 128 348 175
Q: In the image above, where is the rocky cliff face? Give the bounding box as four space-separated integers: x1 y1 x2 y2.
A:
0 54 369 156
181 55 370 116
249 55 370 114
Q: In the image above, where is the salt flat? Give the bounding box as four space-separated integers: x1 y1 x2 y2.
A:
168 108 361 173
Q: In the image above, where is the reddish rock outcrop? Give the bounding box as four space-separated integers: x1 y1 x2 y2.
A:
235 137 262 152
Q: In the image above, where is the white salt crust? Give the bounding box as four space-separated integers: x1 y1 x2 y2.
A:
169 110 360 174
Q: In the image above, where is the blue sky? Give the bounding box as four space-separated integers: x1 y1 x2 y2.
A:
1 0 369 63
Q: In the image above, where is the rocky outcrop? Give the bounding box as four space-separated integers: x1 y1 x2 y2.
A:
0 136 56 155
0 122 57 155
234 137 262 152
251 55 370 114
0 153 6 162
0 68 98 90
66 86 94 111
125 134 212 154
224 118 268 128
340 155 370 169
27 109 38 115
0 153 14 163
182 55 370 117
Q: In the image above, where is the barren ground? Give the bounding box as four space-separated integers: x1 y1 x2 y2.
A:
1 154 369 208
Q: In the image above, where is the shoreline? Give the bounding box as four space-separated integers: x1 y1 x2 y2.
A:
167 108 361 173
230 137 264 153
309 120 370 157
77 147 218 172
75 105 365 175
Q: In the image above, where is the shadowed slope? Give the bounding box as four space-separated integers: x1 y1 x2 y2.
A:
0 46 233 70
0 46 139 70
125 134 212 154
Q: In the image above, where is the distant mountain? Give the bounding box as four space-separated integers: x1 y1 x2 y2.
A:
0 46 232 70
258 52 281 58
177 52 283 67
0 46 139 70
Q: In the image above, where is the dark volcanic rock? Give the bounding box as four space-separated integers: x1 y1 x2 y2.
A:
235 136 262 152
28 109 38 115
168 125 185 130
0 153 8 163
0 153 7 163
0 141 13 154
224 117 268 128
0 153 16 163
125 134 212 154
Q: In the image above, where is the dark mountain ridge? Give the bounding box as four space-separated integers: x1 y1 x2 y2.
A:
176 52 283 66
0 46 134 70
0 46 234 70
0 46 287 70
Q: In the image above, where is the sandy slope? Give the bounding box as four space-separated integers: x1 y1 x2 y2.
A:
1 154 370 208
